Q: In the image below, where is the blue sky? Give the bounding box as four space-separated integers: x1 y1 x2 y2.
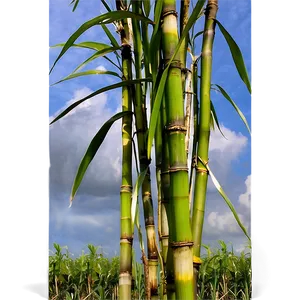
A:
49 0 251 257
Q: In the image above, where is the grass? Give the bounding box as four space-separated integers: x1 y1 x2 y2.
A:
49 241 251 300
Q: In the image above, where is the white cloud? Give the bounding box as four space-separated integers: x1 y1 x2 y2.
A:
96 65 107 71
239 175 251 209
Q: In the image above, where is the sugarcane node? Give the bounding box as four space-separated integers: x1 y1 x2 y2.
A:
165 124 187 133
120 216 131 220
161 234 169 239
163 59 183 70
121 43 131 59
145 216 155 225
195 167 208 174
120 237 133 244
193 255 203 265
160 170 170 175
168 166 189 173
120 185 133 193
161 9 178 18
170 241 194 248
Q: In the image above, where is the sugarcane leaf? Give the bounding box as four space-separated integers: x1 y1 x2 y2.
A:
100 0 111 12
72 46 121 73
210 100 227 139
51 70 120 86
50 78 152 125
131 167 148 229
69 111 132 205
70 0 80 12
147 0 205 159
51 41 114 52
50 11 154 73
197 156 251 241
143 0 151 17
193 30 204 43
215 20 251 94
213 84 251 135
101 24 119 48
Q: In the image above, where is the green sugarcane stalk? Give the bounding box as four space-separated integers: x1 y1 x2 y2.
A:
131 2 159 299
192 0 219 296
119 43 133 300
116 1 133 299
161 1 195 298
160 97 174 300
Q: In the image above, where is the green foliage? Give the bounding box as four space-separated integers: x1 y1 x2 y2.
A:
49 242 251 300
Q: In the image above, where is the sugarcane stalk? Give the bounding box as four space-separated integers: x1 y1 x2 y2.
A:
116 1 134 299
131 2 159 299
161 1 195 298
192 0 219 297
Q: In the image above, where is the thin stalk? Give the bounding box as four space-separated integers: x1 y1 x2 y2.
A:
184 66 193 156
192 0 219 297
161 1 195 299
117 1 134 299
189 59 199 207
179 0 191 87
132 2 158 299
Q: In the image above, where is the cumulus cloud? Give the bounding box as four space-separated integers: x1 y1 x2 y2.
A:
239 175 251 209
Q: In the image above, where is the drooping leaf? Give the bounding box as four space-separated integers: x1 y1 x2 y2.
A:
215 20 251 94
72 46 121 73
210 100 227 139
197 156 251 241
131 167 148 229
51 69 121 86
213 84 251 135
69 111 132 204
50 11 154 73
147 0 206 159
50 78 152 125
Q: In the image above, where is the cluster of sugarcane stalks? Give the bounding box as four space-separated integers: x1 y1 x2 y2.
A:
50 0 251 299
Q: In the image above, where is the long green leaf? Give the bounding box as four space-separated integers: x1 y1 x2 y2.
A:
50 78 152 125
131 167 148 229
210 100 227 139
51 41 113 51
101 24 119 48
51 69 120 86
215 20 251 94
50 11 154 73
69 111 132 204
72 46 120 73
147 0 206 159
197 156 251 241
213 84 251 135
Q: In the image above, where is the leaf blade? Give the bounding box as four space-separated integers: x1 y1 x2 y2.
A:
215 20 251 93
197 156 251 241
213 84 251 135
70 111 132 203
51 69 120 86
50 78 152 125
50 11 154 73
